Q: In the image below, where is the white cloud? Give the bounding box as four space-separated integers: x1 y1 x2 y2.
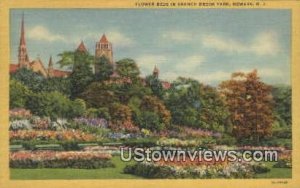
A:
107 31 135 47
202 31 280 56
162 71 178 81
250 32 280 55
196 71 232 83
74 31 135 47
175 55 205 70
136 54 167 74
161 70 231 84
162 31 191 42
161 67 287 85
28 25 66 42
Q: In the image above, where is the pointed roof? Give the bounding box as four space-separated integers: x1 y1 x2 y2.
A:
20 13 26 45
48 56 53 68
76 41 87 53
153 65 159 75
100 34 109 43
10 64 19 74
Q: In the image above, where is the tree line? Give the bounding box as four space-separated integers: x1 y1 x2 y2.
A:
10 49 291 144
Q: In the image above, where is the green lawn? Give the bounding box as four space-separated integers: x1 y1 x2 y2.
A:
10 158 291 179
254 162 292 179
10 156 142 179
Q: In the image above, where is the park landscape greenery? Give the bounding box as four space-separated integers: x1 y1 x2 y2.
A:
9 49 292 179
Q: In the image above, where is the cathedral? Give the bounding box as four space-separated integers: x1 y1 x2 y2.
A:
8 15 171 88
9 15 114 78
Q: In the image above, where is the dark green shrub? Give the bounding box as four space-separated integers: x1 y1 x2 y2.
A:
252 163 270 173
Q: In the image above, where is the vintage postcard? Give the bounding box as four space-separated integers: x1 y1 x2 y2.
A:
0 0 300 188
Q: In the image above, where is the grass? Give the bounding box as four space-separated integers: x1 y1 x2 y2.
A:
254 162 292 179
10 156 142 179
10 158 292 179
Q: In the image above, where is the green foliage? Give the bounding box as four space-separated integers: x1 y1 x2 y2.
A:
122 138 157 147
116 58 140 81
164 77 201 127
26 91 78 120
11 68 44 92
216 134 237 145
165 77 229 132
69 99 87 118
66 121 110 138
138 111 164 132
57 51 75 68
58 50 95 99
252 163 271 173
145 75 164 98
199 85 230 132
70 62 94 99
273 159 292 168
272 128 291 139
10 79 32 108
10 157 114 169
95 56 114 81
272 85 291 127
40 77 71 97
81 82 119 108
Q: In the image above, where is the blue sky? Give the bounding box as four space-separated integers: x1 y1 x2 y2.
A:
10 9 291 85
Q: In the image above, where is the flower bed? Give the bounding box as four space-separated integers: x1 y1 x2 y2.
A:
9 130 97 142
9 120 31 130
156 138 215 148
273 151 292 168
10 151 114 169
30 117 51 130
74 117 108 128
124 161 255 179
9 108 32 120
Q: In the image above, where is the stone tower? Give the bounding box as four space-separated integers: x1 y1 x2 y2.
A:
95 34 113 65
18 14 30 68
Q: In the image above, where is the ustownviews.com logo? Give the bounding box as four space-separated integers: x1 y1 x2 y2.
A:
120 148 278 162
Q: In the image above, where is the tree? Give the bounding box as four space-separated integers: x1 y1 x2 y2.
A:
219 70 274 144
40 77 71 97
164 77 202 127
140 95 171 130
199 85 230 133
10 79 32 109
138 111 164 132
109 103 138 132
57 51 75 70
145 74 164 98
11 67 44 92
57 51 94 69
70 50 94 98
69 99 87 118
26 91 71 120
116 58 140 81
271 85 291 127
94 56 114 81
80 82 119 108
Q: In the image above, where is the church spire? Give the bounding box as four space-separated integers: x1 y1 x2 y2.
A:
20 13 26 46
48 55 53 68
153 65 159 77
18 13 29 68
48 56 54 77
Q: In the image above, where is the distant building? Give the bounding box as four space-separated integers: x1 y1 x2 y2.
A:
95 34 113 64
10 15 171 90
10 14 70 78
